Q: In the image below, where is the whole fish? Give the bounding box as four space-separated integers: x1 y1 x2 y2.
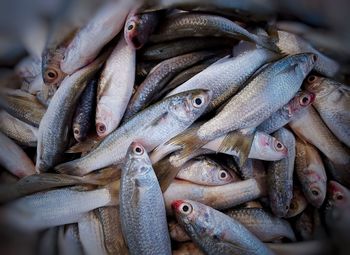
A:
267 128 296 217
176 157 236 186
124 10 161 49
257 90 315 134
276 30 339 77
123 51 215 120
164 178 266 213
0 181 119 231
120 142 171 255
295 138 327 208
36 54 105 173
285 185 308 218
73 78 97 142
0 110 38 147
172 200 274 255
304 75 350 147
55 89 212 176
0 89 46 127
225 208 296 241
61 0 133 75
150 13 279 52
96 37 135 138
0 131 36 178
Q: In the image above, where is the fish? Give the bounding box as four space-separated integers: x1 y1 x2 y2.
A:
0 89 46 127
95 37 135 138
15 56 42 87
0 131 36 178
164 178 266 213
0 181 119 231
294 207 315 241
57 224 83 255
60 0 133 75
36 53 106 173
73 78 97 142
175 156 236 186
295 138 327 208
267 128 296 217
55 89 212 176
285 185 308 218
225 207 296 241
150 13 279 52
120 142 171 255
268 240 333 255
124 10 161 49
0 110 38 147
169 220 191 242
172 200 274 255
257 90 315 134
304 75 350 147
123 51 215 121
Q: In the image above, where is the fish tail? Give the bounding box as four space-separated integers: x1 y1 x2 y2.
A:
65 136 101 154
54 160 87 176
150 143 181 164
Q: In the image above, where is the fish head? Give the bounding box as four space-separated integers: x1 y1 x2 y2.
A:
73 122 84 142
302 165 327 208
42 48 67 86
124 14 142 49
287 90 315 117
286 187 308 218
252 132 288 160
96 103 114 138
304 75 332 98
327 181 350 210
168 89 212 125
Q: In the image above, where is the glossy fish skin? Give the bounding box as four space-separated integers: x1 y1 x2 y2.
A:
295 138 327 208
257 90 315 134
96 37 135 138
172 200 274 255
164 178 266 214
120 142 171 255
225 208 296 241
168 48 280 112
267 128 296 217
0 110 38 147
36 55 105 173
304 75 350 147
176 157 235 186
150 13 279 52
124 10 161 49
0 131 36 178
197 53 316 141
123 51 214 121
73 78 97 142
55 89 212 176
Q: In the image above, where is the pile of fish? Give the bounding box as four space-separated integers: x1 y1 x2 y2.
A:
0 0 350 254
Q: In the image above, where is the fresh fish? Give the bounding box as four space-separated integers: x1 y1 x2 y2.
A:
304 75 350 147
276 30 340 77
96 37 135 138
172 200 274 255
0 131 36 178
0 110 38 147
36 54 106 173
164 178 266 213
0 89 46 127
57 224 83 255
0 181 119 231
73 78 97 142
225 208 296 241
295 138 327 208
257 90 315 134
150 13 279 52
124 10 161 49
61 0 133 75
55 89 212 176
120 142 171 255
123 51 215 120
267 128 296 217
285 185 308 218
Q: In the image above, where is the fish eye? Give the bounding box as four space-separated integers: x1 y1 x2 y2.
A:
307 75 316 83
73 128 80 135
219 170 227 179
127 21 136 31
274 140 284 151
45 69 58 81
335 193 343 201
179 202 192 215
192 96 204 108
133 145 144 155
299 95 310 106
311 189 319 196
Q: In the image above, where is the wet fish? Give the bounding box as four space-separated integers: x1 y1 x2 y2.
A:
120 142 171 255
267 128 296 217
55 89 212 176
304 75 350 147
295 138 327 208
0 131 36 178
96 37 135 138
172 200 274 255
73 78 97 142
285 185 308 218
225 207 296 241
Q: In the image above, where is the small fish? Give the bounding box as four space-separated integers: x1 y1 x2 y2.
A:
172 200 274 255
120 142 171 255
285 185 308 218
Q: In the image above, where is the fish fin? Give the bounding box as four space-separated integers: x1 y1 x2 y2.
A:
82 165 121 185
154 156 184 192
255 34 281 53
106 180 120 206
54 161 87 177
217 130 254 167
66 136 101 154
266 19 279 43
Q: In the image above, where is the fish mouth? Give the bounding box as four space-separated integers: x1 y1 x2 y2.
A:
96 122 107 136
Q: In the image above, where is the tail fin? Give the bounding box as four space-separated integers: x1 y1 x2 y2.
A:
54 160 88 177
